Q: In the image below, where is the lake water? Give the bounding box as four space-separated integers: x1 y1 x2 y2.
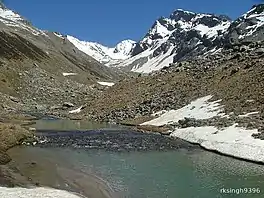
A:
11 120 264 198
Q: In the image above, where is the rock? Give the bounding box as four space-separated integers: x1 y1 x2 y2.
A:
230 68 240 76
28 127 36 132
0 152 11 165
35 105 46 111
9 96 19 103
177 117 203 128
253 48 264 55
62 102 75 108
50 105 61 110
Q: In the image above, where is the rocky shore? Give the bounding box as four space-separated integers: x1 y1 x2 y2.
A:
0 122 34 187
0 114 120 198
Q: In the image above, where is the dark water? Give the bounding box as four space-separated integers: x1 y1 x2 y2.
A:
32 119 120 131
18 120 264 198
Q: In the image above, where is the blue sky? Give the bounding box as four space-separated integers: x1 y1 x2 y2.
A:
5 0 258 46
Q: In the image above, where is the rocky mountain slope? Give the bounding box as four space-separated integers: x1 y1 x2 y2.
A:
123 9 231 73
69 4 264 74
0 3 119 116
70 6 264 142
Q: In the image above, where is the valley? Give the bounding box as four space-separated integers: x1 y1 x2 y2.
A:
0 2 264 198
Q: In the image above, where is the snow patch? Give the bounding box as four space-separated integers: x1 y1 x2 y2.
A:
149 20 171 38
238 112 259 118
194 21 230 38
97 81 115 86
171 124 264 163
140 95 264 163
54 32 64 39
141 95 224 126
0 6 47 36
69 106 83 114
132 45 175 73
0 187 82 198
62 73 78 77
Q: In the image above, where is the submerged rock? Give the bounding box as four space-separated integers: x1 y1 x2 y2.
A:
35 129 198 152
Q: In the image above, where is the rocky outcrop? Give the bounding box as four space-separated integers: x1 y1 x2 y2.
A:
112 9 232 73
225 4 264 45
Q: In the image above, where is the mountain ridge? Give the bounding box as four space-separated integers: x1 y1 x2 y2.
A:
67 8 233 72
68 4 264 73
67 35 136 65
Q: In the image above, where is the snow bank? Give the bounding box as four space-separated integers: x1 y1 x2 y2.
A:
141 95 224 126
238 112 259 118
171 125 264 163
69 106 83 114
97 81 115 87
141 95 264 163
63 73 78 77
0 187 83 198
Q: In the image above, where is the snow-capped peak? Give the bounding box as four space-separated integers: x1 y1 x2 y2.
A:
0 4 26 24
175 8 195 15
0 4 46 36
242 4 264 19
149 20 172 38
114 39 136 56
67 35 136 65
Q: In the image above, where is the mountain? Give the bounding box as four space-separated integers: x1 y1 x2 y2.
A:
68 9 232 73
67 36 136 65
225 4 264 45
118 9 231 73
68 4 264 73
0 3 118 113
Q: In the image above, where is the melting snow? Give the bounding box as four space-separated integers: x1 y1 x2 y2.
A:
97 81 115 86
238 112 259 118
62 73 78 77
54 32 64 39
171 124 264 163
141 95 224 126
141 95 263 163
0 187 82 198
69 106 83 114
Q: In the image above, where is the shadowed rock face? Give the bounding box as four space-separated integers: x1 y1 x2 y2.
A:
119 9 232 72
131 9 231 58
0 32 48 61
105 4 264 73
225 4 264 45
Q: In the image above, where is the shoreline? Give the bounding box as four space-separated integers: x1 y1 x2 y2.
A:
0 114 117 198
6 146 119 198
139 95 264 165
170 125 264 164
134 124 264 165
